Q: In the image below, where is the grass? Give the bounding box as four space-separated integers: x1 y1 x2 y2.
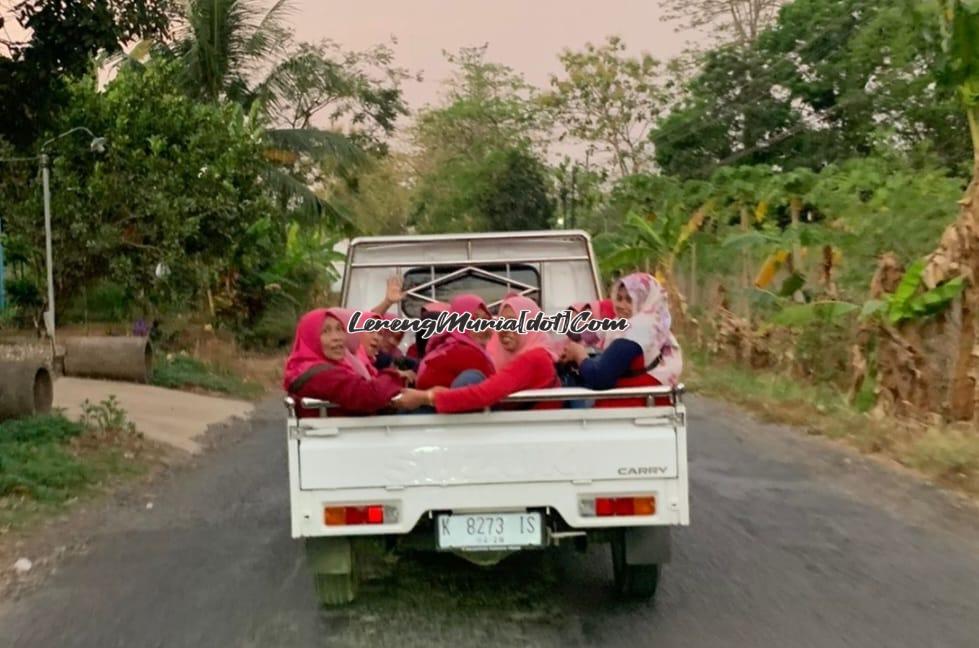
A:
152 354 265 400
0 401 150 534
686 350 979 496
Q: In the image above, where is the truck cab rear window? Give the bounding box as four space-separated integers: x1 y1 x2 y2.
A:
401 264 540 317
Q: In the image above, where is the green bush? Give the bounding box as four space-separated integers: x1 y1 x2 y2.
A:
62 279 136 323
0 415 89 502
152 354 263 399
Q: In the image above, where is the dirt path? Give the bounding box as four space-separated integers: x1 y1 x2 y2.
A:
53 377 253 453
1 395 978 648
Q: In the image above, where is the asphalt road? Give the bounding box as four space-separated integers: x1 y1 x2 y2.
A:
2 396 978 648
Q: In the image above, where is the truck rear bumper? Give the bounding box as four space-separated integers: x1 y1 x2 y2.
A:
289 478 688 539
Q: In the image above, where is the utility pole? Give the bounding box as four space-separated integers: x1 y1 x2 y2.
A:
569 164 577 230
0 214 5 310
41 153 55 344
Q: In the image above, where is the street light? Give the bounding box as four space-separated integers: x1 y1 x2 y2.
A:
38 127 107 348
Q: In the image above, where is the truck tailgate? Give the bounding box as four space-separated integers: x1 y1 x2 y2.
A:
295 408 679 490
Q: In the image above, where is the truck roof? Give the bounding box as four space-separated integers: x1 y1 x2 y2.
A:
348 230 593 247
340 230 602 314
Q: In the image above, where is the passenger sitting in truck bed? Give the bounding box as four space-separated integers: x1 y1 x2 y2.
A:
406 301 450 360
398 296 561 413
415 294 496 390
343 309 381 377
343 309 417 384
373 313 418 372
560 273 682 408
283 308 407 416
568 298 616 349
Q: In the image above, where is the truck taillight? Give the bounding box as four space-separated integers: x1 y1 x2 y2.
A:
324 504 394 526
581 496 656 517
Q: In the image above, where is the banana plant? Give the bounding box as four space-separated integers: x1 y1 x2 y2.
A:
596 208 706 278
861 260 965 325
772 258 964 327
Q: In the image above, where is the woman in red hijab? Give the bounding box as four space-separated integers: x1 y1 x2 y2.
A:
375 312 406 367
399 296 560 413
568 299 615 349
336 308 381 377
283 308 405 417
415 294 496 390
405 301 450 360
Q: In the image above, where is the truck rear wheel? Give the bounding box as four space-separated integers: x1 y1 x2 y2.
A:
610 531 662 600
305 537 358 606
313 572 358 606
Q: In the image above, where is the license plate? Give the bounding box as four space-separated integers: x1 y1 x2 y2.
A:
437 512 543 551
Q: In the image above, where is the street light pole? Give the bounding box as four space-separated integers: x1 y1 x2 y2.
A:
33 128 105 348
41 153 55 345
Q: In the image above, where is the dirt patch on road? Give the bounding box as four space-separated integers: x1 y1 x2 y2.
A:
0 391 261 602
54 377 254 454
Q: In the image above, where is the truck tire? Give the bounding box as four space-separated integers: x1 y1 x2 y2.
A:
313 572 357 606
305 537 358 606
610 531 661 600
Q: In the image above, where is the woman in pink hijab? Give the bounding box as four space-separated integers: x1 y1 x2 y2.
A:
416 294 496 390
334 309 381 377
282 308 405 416
399 295 561 413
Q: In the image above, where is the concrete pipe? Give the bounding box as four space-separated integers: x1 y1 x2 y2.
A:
63 336 153 384
0 362 53 420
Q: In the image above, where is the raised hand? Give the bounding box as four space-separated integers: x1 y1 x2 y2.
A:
385 275 404 303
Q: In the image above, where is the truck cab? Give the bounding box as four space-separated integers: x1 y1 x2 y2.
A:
286 231 688 605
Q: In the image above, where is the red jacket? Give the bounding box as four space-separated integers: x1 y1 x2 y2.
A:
291 363 403 417
595 354 670 408
434 347 559 413
416 340 495 390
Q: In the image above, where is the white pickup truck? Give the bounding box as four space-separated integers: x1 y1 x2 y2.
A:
285 231 689 605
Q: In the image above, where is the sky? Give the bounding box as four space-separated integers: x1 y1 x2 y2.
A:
2 0 702 159
288 0 698 111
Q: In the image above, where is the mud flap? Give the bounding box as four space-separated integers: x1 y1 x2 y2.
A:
623 526 671 565
305 537 352 575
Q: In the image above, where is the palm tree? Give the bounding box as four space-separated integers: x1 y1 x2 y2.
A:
167 0 362 230
173 0 289 105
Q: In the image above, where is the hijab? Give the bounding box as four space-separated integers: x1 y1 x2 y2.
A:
413 301 450 358
571 300 615 318
282 308 369 391
418 294 494 376
331 308 380 378
567 301 604 348
486 295 559 369
603 273 682 386
378 312 404 356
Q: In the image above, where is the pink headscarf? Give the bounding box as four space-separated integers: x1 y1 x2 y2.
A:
332 308 380 378
378 312 405 355
282 308 369 391
566 301 605 348
604 273 682 386
419 294 494 376
487 295 559 369
421 301 450 315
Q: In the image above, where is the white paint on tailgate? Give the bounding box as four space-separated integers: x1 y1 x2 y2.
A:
297 415 677 490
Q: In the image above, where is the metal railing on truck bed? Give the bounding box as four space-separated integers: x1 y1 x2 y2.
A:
285 385 685 418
